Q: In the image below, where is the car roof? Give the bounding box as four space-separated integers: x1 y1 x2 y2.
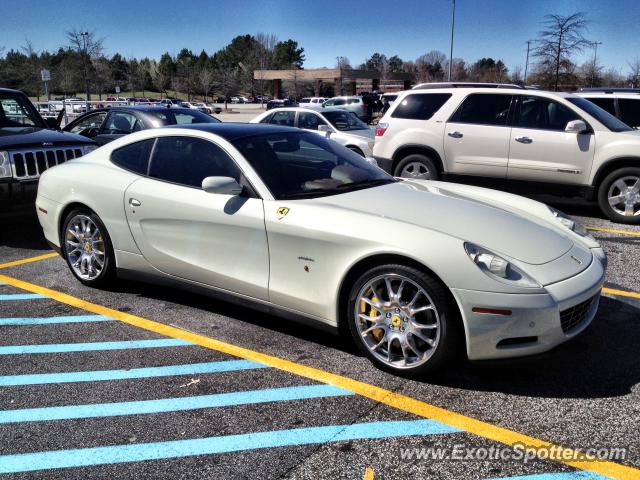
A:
0 87 26 95
170 122 298 140
267 107 346 113
399 87 573 98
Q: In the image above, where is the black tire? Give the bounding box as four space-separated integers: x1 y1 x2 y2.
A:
61 208 116 287
346 264 461 378
394 154 440 180
597 167 640 224
347 146 365 157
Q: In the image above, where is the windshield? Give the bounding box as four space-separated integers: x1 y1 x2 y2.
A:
322 110 369 131
233 131 394 199
147 110 220 126
567 97 633 132
0 93 44 129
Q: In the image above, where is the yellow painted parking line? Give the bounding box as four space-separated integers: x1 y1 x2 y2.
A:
0 272 637 480
602 287 640 300
363 467 375 480
0 252 58 270
587 226 640 237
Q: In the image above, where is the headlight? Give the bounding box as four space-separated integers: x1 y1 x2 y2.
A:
548 207 589 237
83 145 98 155
464 242 541 288
0 151 12 178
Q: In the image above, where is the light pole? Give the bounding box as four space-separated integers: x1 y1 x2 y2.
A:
591 41 602 87
524 40 532 85
448 0 456 81
80 31 90 111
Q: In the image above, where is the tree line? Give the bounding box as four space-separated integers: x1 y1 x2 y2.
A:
1 13 638 102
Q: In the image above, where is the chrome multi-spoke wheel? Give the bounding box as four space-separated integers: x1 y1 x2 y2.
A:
64 213 109 282
354 273 441 370
607 176 640 217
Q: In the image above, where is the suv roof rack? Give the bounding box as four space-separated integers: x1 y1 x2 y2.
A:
577 87 640 94
412 82 526 90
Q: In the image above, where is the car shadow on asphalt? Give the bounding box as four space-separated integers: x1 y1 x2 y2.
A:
0 209 50 251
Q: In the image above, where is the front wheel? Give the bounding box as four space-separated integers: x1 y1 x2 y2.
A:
597 167 640 224
347 264 460 377
62 209 116 287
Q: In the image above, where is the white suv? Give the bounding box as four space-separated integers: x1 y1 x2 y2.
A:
574 89 640 129
373 84 640 224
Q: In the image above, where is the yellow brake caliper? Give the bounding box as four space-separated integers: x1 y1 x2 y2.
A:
360 295 384 341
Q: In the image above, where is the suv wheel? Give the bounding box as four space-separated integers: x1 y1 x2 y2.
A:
597 167 640 224
347 264 460 378
394 154 439 180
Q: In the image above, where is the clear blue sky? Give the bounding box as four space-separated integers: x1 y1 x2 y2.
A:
2 0 639 75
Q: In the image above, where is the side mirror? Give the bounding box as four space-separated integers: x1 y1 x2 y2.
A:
201 176 244 195
318 125 332 137
565 120 587 134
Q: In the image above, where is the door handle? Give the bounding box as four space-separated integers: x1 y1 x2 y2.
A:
129 198 141 207
448 131 463 138
515 136 533 144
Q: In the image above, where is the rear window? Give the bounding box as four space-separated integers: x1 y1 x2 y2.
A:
619 99 640 127
587 97 616 116
391 93 451 120
111 138 155 174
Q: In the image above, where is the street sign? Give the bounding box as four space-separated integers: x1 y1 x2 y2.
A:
41 69 51 82
115 86 121 93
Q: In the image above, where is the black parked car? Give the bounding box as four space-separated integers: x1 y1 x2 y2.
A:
266 99 298 110
0 88 95 203
63 106 221 146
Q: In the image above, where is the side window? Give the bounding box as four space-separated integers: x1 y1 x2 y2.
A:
298 112 327 130
149 136 241 188
323 100 334 106
333 99 346 106
102 111 140 134
516 96 580 131
618 99 640 127
268 111 295 126
392 93 451 120
259 113 274 124
451 94 512 126
69 112 107 134
588 98 616 116
110 138 155 175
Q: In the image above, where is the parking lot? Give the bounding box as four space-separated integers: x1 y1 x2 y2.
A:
0 195 638 479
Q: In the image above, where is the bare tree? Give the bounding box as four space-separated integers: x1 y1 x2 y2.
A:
336 56 352 69
255 32 277 103
198 66 214 102
628 58 640 87
66 29 104 102
533 13 590 91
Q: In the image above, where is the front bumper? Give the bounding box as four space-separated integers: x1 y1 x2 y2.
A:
452 249 606 361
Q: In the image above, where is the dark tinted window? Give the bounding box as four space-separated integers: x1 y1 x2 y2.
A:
587 98 616 116
516 96 580 131
110 139 155 174
451 94 512 126
149 136 241 188
619 99 640 127
392 93 451 120
567 97 632 132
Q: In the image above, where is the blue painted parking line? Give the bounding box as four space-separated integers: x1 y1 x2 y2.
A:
0 315 112 326
0 384 352 424
0 293 46 301
0 338 191 355
0 419 460 473
489 473 610 479
0 360 266 386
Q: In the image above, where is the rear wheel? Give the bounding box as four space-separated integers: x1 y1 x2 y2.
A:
394 154 439 180
62 209 116 287
597 167 640 224
347 264 460 377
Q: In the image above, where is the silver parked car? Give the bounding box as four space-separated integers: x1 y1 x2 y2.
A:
322 96 370 122
251 107 376 161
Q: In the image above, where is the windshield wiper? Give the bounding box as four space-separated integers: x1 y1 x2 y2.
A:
336 178 395 189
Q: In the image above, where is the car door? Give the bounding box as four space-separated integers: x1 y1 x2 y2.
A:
508 95 595 185
95 111 143 146
124 135 269 300
443 93 513 178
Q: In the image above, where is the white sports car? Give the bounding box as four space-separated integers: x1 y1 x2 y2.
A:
36 124 607 377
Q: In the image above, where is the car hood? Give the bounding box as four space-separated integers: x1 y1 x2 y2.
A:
0 127 94 149
314 180 574 265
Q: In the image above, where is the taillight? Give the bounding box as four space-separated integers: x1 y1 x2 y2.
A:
375 122 389 137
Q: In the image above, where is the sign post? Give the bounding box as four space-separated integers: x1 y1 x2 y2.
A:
41 69 51 101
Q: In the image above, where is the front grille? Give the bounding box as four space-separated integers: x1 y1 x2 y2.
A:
560 296 596 333
10 147 84 180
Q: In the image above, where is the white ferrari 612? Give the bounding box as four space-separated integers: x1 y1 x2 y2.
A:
36 123 607 376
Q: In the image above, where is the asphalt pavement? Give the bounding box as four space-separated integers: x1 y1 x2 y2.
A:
0 194 638 480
